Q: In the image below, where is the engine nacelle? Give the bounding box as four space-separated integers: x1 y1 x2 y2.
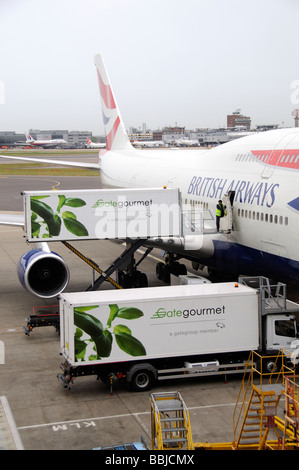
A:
17 249 69 298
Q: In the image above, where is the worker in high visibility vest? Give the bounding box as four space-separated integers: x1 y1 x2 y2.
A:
216 200 226 232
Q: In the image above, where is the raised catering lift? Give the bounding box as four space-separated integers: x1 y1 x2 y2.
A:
22 187 232 293
22 188 233 334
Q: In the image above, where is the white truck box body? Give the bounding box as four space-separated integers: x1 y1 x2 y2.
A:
23 187 181 242
60 282 259 367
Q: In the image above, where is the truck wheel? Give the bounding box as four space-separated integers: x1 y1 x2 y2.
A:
130 369 154 391
263 357 281 374
265 361 278 373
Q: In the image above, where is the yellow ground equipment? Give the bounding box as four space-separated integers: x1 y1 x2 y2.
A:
281 375 299 448
150 391 194 450
195 350 299 450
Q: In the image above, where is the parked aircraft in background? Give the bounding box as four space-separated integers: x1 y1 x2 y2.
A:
1 53 299 298
86 137 106 148
174 138 199 147
131 137 166 148
25 134 67 148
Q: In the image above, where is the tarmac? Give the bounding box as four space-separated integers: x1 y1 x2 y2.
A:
0 222 249 450
0 152 296 451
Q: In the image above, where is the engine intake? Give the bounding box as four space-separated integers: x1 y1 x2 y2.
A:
18 249 69 298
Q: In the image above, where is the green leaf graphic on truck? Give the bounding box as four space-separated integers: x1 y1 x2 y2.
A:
30 195 88 238
74 304 146 361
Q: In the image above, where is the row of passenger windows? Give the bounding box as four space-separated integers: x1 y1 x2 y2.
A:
237 208 288 225
280 154 299 163
236 153 258 162
235 153 299 163
184 199 288 226
184 199 209 210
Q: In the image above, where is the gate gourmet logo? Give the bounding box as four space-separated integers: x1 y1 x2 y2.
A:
92 197 153 208
151 304 226 320
94 195 181 240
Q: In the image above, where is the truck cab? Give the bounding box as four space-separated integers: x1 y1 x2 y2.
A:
264 314 298 353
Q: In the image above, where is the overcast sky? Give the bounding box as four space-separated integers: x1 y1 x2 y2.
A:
1 0 299 135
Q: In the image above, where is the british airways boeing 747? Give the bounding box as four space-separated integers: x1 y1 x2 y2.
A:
1 53 299 297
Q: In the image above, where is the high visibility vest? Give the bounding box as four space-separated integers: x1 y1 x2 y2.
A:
216 204 225 217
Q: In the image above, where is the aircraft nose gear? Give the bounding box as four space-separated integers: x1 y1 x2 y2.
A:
156 254 187 284
116 245 152 288
117 269 148 288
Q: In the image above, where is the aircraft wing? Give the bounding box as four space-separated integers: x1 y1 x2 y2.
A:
0 154 101 170
0 213 24 226
0 153 100 227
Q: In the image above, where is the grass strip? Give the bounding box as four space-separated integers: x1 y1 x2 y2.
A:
0 163 99 176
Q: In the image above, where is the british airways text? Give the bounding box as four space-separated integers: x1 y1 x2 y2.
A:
187 176 279 207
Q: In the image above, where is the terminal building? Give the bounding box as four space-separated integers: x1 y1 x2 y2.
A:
28 129 69 141
0 109 282 149
0 131 26 147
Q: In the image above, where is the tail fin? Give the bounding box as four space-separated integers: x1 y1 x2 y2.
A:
94 54 132 151
86 137 91 144
27 134 34 141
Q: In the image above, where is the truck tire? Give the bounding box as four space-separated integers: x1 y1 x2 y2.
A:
264 357 280 374
130 369 155 392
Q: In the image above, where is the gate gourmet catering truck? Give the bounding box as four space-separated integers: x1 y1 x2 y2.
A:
57 281 299 391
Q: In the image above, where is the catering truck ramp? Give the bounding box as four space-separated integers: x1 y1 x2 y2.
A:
57 281 299 391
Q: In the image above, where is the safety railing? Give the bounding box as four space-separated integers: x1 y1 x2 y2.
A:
282 375 299 448
232 350 296 447
238 276 287 313
150 391 193 450
181 208 216 235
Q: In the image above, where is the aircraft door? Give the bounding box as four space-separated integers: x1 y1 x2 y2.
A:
219 191 234 233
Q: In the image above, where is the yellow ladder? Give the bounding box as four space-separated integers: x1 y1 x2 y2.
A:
281 376 299 448
233 384 284 449
232 350 296 450
150 392 194 450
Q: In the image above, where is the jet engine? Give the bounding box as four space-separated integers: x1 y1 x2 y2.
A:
17 248 69 298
